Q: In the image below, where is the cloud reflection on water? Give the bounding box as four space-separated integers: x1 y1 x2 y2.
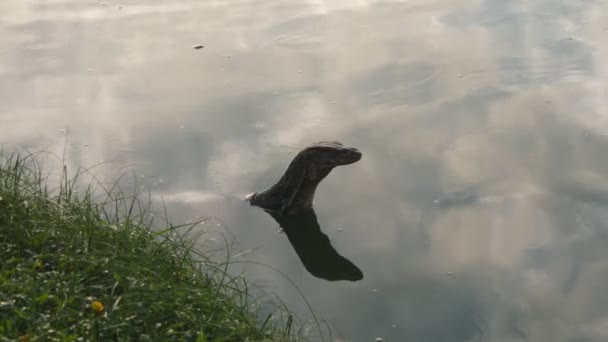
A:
2 0 608 340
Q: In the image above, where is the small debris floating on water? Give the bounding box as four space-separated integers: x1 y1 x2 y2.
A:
372 289 377 293
337 227 343 232
376 338 384 342
192 44 204 50
446 271 454 276
277 228 284 234
59 129 65 133
88 68 93 72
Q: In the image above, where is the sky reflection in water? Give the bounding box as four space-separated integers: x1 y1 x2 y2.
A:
2 0 608 340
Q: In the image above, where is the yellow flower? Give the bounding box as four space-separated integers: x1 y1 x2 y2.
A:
91 300 105 313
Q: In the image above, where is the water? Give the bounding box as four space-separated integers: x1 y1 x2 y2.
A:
2 0 608 340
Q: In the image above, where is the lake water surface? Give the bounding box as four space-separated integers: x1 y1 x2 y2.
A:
2 0 608 341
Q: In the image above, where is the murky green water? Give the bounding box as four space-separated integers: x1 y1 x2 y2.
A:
3 0 608 340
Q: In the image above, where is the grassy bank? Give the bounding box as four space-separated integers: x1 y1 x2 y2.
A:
0 154 302 341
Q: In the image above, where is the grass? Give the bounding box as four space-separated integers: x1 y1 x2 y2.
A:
0 153 310 342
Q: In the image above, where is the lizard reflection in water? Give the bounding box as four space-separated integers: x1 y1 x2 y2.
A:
247 141 363 281
268 208 363 281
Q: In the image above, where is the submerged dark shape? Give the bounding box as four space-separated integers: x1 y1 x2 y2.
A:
433 190 478 209
268 208 363 281
247 141 363 281
247 141 361 214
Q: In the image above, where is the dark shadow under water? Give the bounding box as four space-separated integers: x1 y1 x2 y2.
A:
265 208 363 282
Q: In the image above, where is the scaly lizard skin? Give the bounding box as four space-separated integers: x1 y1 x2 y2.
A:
247 141 361 214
